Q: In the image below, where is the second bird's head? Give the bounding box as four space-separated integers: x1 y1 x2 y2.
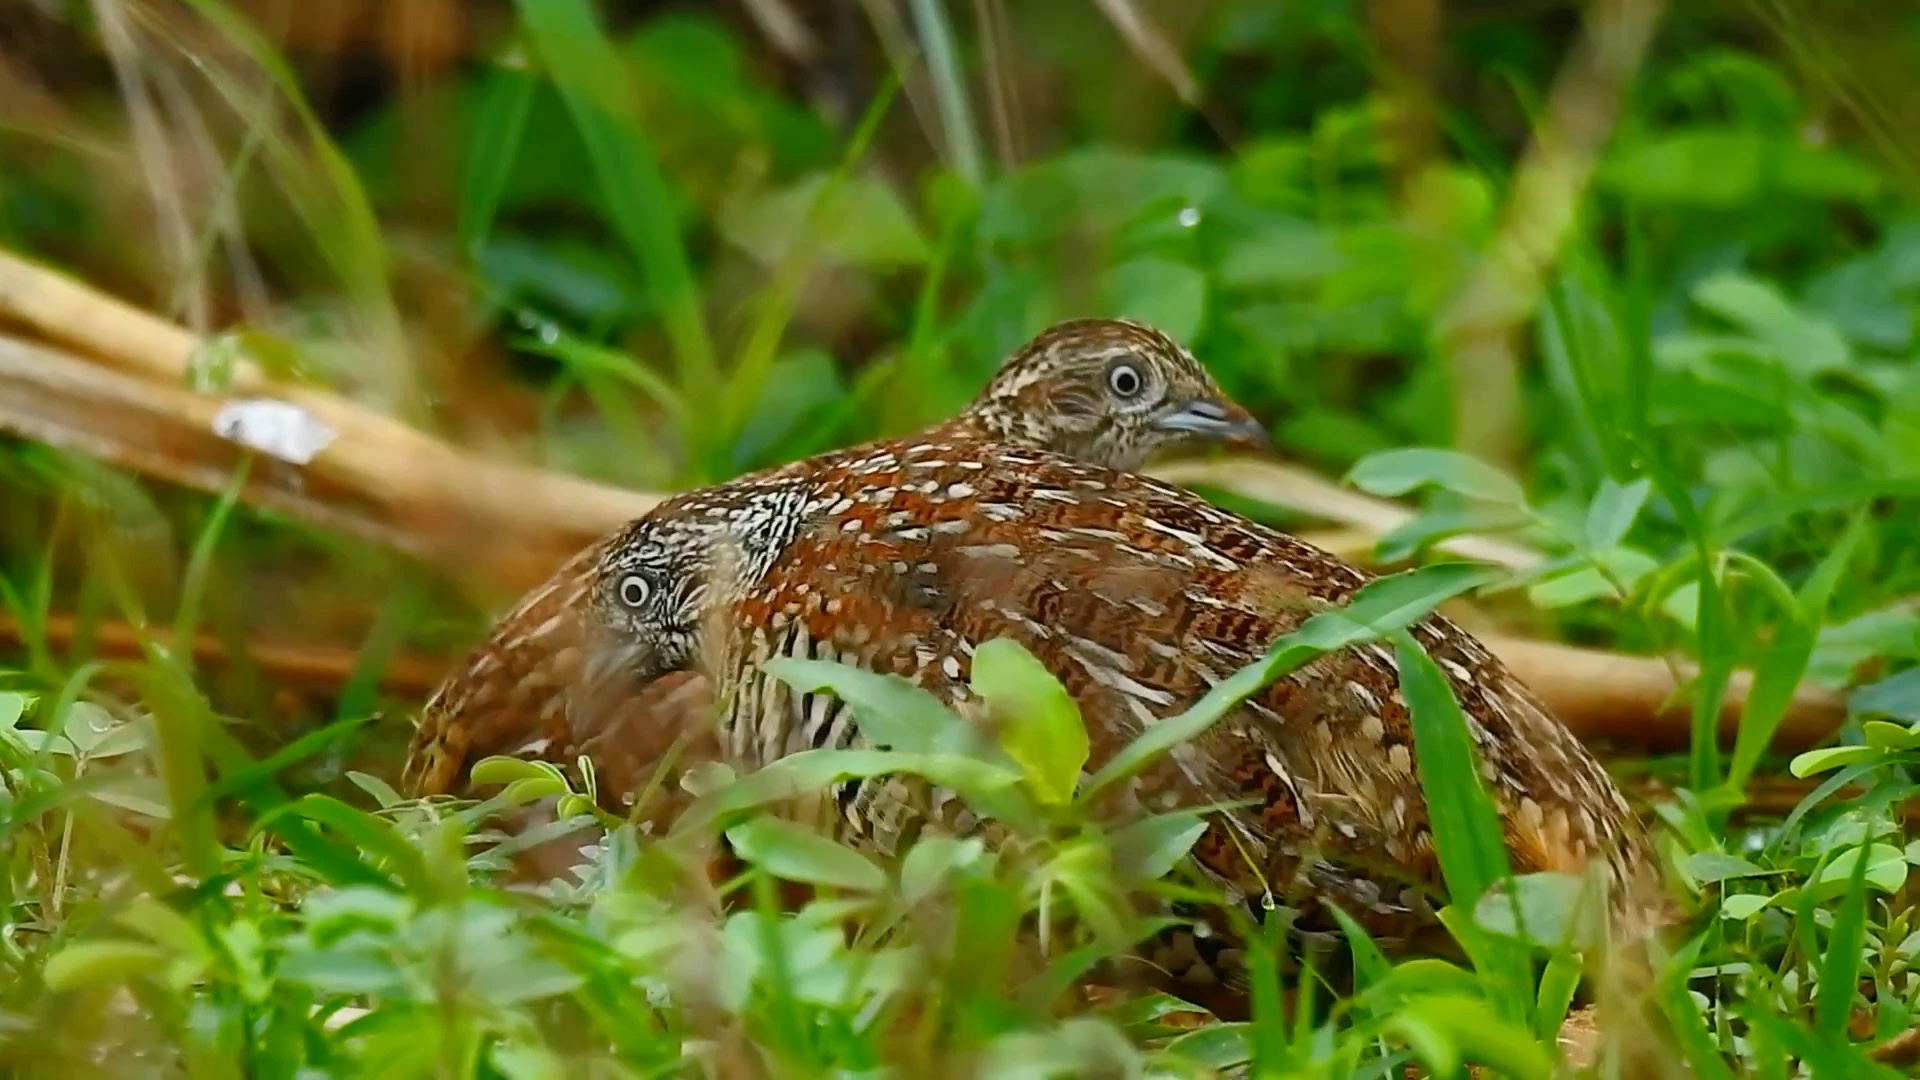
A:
965 318 1269 471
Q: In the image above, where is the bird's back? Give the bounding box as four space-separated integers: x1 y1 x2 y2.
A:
698 436 1655 938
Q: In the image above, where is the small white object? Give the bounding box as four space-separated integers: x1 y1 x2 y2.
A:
211 399 336 465
1177 205 1201 228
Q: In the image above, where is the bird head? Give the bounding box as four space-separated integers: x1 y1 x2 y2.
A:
965 318 1270 471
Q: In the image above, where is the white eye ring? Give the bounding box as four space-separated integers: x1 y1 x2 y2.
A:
1107 362 1144 398
618 574 652 608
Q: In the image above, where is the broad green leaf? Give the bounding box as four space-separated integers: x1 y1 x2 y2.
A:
43 940 170 992
677 747 1024 834
115 895 207 956
1719 892 1776 920
1861 719 1920 750
1526 548 1660 609
1471 872 1599 949
61 701 122 756
1158 1022 1253 1071
261 794 429 891
1374 507 1531 565
1814 843 1907 895
1584 477 1653 551
471 755 571 791
898 836 986 904
0 691 25 730
1789 745 1881 777
1692 271 1852 376
971 637 1087 806
346 771 404 809
1388 995 1555 1080
1107 811 1210 885
763 656 993 758
1347 448 1527 506
1853 667 1920 723
725 816 887 892
1083 562 1498 803
719 172 929 269
1684 851 1770 885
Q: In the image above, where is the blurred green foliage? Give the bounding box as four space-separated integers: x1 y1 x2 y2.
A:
3 0 1920 1074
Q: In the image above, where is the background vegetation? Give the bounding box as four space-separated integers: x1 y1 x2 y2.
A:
2 0 1919 1074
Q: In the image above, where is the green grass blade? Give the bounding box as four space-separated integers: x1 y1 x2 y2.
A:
458 62 537 259
1395 629 1510 907
1726 513 1865 791
719 76 902 449
1814 834 1872 1041
905 0 985 186
511 0 717 450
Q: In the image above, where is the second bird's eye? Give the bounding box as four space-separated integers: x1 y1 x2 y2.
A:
618 574 652 608
1106 362 1144 398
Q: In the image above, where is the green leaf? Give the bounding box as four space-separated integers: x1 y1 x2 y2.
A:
1853 667 1920 723
1326 904 1393 989
1584 477 1653 553
1814 843 1907 895
1374 507 1532 565
1727 513 1865 790
971 637 1087 806
1816 834 1874 1040
0 691 26 730
763 656 994 759
458 64 537 258
510 0 716 423
42 940 170 992
1684 851 1770 885
1471 872 1600 950
719 172 929 269
470 755 566 789
1525 549 1660 609
678 747 1024 835
1692 271 1852 376
1860 719 1920 751
1083 562 1498 804
898 836 986 904
1535 950 1582 1042
1388 994 1555 1080
1107 811 1210 885
1719 892 1777 920
61 701 124 757
725 816 887 892
1395 630 1510 910
259 794 428 891
1347 448 1527 506
1790 745 1881 778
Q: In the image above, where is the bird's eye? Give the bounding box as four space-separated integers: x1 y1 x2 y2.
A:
1106 361 1144 398
618 574 652 608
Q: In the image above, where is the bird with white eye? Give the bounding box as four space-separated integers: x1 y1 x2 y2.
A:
401 317 1271 819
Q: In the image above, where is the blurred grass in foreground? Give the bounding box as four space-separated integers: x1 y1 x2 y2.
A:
2 0 1920 1074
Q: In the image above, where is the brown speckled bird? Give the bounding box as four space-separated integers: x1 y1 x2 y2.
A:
401 319 1268 806
578 436 1662 963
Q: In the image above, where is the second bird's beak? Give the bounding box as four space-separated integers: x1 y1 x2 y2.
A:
1151 399 1273 454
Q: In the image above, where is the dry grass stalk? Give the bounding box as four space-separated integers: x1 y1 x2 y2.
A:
0 246 1853 755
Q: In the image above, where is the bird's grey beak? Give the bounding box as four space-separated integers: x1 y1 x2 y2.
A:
1151 399 1272 453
